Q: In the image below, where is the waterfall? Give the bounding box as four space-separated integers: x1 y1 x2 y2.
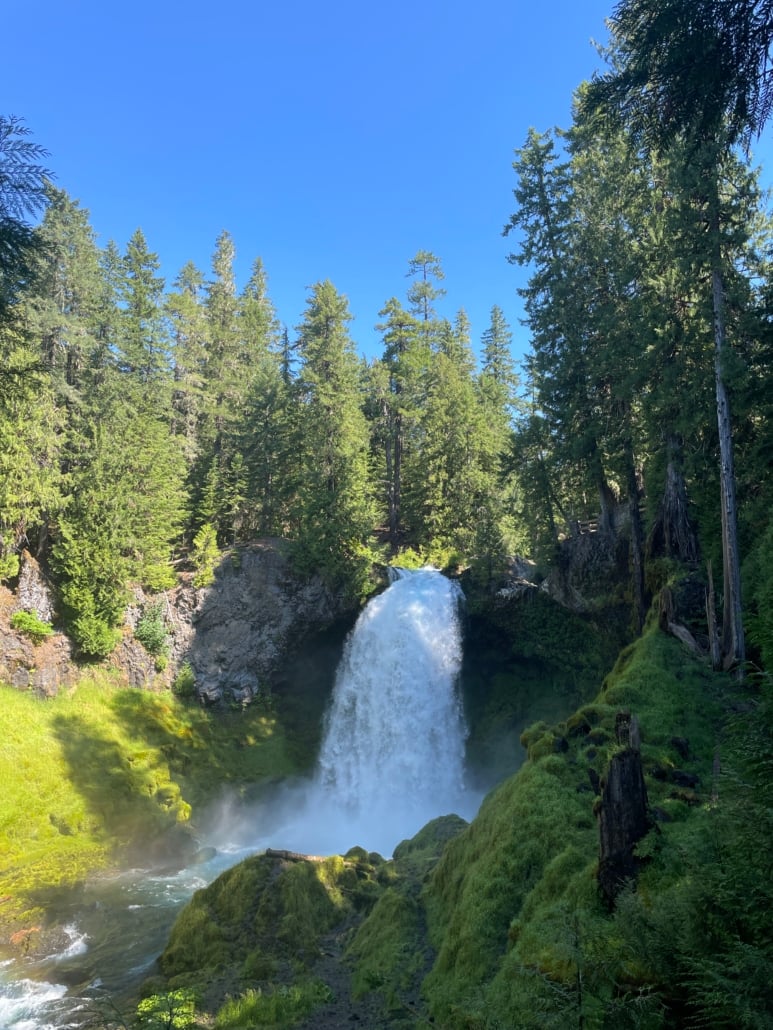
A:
0 567 478 1029
273 566 477 856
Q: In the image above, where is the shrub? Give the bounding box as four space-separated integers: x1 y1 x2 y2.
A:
10 610 54 645
172 662 195 698
0 552 20 582
72 612 121 658
135 600 169 657
136 988 197 1029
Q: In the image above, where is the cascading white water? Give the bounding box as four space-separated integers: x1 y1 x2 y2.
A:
0 566 480 1027
273 566 478 856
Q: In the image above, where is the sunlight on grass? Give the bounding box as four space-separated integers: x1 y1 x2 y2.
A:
0 674 297 933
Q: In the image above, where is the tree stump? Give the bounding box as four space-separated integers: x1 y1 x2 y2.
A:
597 719 651 908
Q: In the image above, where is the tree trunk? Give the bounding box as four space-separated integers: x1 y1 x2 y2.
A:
589 440 617 540
709 185 745 671
647 434 700 563
624 438 646 634
597 723 651 909
706 560 722 670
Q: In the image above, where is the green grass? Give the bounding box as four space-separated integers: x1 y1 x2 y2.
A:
213 980 334 1028
0 674 297 933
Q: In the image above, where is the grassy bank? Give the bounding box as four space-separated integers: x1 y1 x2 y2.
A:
0 674 297 937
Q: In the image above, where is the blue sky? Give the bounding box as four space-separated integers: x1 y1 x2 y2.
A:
1 0 720 367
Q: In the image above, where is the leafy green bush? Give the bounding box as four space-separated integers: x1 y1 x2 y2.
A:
10 610 54 645
0 552 20 582
136 988 197 1029
135 600 169 657
172 662 195 697
71 613 121 658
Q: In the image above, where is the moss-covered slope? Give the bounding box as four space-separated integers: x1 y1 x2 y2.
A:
151 817 468 1028
461 588 628 785
0 675 296 939
422 624 772 1028
136 616 772 1029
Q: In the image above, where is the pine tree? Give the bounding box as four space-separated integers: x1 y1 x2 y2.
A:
167 261 208 467
406 249 446 348
25 186 104 393
118 228 170 388
374 296 423 550
0 322 62 575
583 0 766 665
237 258 294 538
402 314 495 563
0 115 51 315
293 280 375 586
506 127 619 537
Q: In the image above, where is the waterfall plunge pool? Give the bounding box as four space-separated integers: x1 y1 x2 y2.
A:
0 567 483 1028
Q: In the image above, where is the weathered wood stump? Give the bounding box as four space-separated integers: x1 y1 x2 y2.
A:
597 713 651 908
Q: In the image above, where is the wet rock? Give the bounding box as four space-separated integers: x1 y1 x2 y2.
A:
186 541 354 705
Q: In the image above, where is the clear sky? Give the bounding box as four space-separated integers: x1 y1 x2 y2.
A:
3 1 622 366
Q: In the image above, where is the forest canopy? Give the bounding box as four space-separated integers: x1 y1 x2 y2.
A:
1 0 773 671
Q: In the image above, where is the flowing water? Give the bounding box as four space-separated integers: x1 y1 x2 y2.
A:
0 567 480 1027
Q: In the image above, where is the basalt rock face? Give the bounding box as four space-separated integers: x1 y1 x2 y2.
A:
16 551 58 623
0 553 77 697
0 601 77 697
1 540 356 703
183 542 356 706
543 525 630 614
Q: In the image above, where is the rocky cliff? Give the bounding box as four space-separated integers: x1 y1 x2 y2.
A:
1 542 357 704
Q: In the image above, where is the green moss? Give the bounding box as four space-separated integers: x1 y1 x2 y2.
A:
461 591 627 786
159 850 382 1016
347 889 425 999
420 622 734 1028
0 674 299 934
392 814 468 878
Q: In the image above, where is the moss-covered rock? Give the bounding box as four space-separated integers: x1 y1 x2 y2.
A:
461 589 626 786
153 817 469 1028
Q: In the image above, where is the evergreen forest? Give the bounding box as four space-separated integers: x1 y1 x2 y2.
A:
2 0 773 1027
2 8 773 666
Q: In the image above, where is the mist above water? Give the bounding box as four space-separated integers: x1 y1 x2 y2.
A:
245 567 481 857
0 568 482 1028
